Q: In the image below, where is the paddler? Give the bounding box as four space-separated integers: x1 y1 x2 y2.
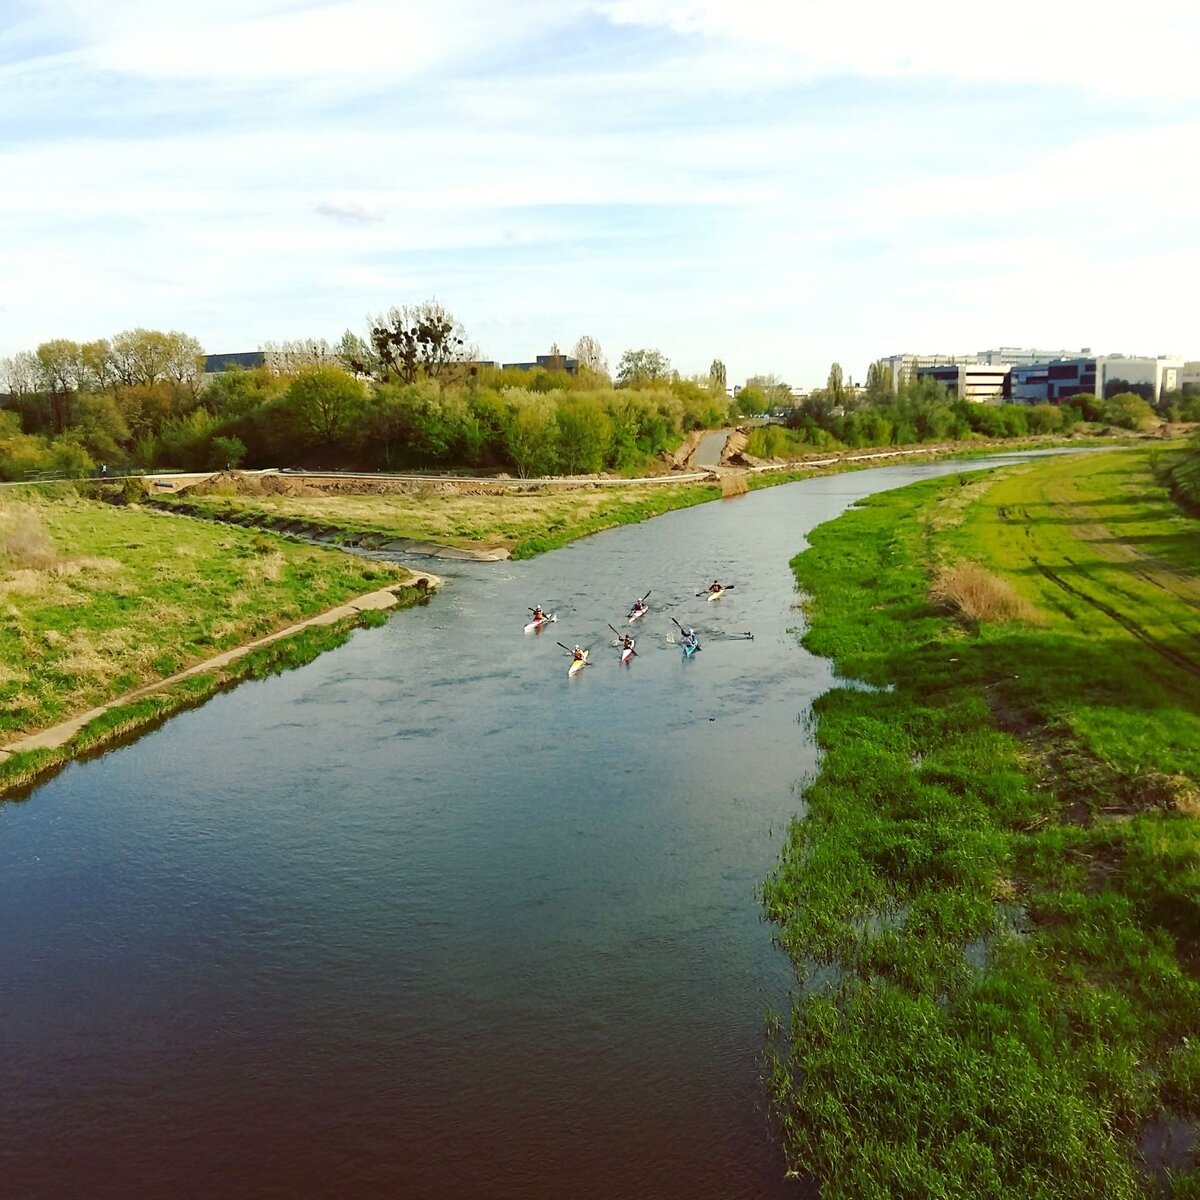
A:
621 633 636 653
707 580 723 594
629 596 647 616
531 604 547 623
572 644 586 661
680 626 698 650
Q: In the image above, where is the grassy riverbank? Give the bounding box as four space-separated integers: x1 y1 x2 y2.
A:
152 435 1135 558
0 487 424 794
156 477 722 559
764 448 1200 1197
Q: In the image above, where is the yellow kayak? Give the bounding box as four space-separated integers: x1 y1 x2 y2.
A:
568 649 589 677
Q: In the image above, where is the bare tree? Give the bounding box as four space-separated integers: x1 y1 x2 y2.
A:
366 300 475 384
0 350 40 397
572 335 607 376
261 338 339 375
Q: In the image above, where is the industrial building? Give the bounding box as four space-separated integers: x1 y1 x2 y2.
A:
888 347 1184 405
1009 356 1183 404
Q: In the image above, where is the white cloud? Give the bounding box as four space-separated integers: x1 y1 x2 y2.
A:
1 0 1197 383
600 0 1200 101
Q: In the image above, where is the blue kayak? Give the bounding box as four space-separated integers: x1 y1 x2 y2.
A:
683 640 699 658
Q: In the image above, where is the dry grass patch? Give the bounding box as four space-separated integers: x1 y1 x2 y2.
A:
244 550 286 582
0 504 60 571
925 470 1028 533
720 472 749 497
930 561 1043 624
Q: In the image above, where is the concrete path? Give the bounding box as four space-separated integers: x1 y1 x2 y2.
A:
0 574 440 762
693 430 730 470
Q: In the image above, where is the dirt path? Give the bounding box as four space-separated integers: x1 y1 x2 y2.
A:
0 573 440 761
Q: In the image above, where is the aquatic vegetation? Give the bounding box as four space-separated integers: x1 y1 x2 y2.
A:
767 449 1200 1197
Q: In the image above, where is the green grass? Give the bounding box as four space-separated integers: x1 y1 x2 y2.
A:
765 449 1200 1198
0 603 429 797
156 478 721 559
0 488 415 743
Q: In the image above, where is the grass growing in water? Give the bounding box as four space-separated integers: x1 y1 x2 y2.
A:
765 449 1200 1198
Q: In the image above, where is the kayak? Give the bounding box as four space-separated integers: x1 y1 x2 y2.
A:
620 644 636 665
524 612 557 633
706 588 725 602
628 606 647 624
683 640 699 657
568 650 589 677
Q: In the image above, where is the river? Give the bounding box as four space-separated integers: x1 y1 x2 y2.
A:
0 454 1068 1198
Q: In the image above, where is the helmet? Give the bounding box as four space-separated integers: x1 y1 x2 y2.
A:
574 644 581 651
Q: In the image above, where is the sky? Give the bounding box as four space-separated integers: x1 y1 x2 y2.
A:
1 0 1197 387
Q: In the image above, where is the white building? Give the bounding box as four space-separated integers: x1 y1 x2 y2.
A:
914 363 1013 403
1010 355 1184 404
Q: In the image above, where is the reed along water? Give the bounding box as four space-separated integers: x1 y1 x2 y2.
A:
0 455 1068 1198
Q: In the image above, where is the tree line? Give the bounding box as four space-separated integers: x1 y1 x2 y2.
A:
0 304 733 480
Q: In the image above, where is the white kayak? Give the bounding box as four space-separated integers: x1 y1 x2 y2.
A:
706 587 725 602
568 649 589 677
620 643 636 664
627 606 647 624
524 613 557 633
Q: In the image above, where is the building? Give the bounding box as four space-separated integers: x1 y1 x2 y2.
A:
973 346 1087 366
1180 362 1200 392
914 363 1012 404
885 347 1183 405
502 349 579 375
203 351 265 374
1010 355 1184 404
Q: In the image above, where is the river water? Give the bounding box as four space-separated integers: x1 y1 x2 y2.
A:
0 455 1066 1198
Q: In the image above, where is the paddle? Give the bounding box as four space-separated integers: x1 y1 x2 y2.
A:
695 584 735 596
558 640 593 665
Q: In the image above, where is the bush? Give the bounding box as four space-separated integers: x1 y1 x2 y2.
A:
930 561 1041 624
1105 392 1157 431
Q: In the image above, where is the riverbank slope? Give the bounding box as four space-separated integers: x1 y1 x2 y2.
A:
765 447 1199 1197
0 488 435 796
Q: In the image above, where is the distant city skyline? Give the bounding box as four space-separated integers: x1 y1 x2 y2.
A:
2 0 1197 388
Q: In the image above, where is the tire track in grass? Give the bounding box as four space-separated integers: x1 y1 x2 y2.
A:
1030 558 1200 682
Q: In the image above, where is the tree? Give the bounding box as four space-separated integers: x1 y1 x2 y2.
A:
81 339 118 393
368 300 474 385
162 331 206 396
337 330 380 378
572 335 607 376
556 397 612 474
709 358 727 394
72 393 130 463
616 348 672 388
0 350 40 399
35 339 85 432
1104 392 1156 431
284 365 366 446
865 359 894 401
826 362 846 407
746 374 791 409
734 385 769 416
261 338 338 375
110 329 174 386
209 436 247 470
503 390 558 478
